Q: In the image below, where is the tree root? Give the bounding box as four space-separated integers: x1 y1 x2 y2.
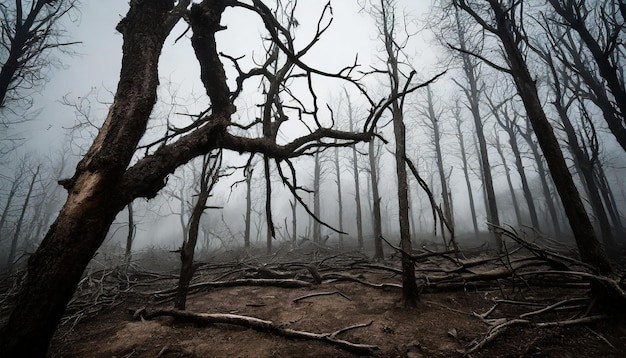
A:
135 309 378 355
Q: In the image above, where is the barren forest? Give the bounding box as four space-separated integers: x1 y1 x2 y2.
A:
1 0 626 357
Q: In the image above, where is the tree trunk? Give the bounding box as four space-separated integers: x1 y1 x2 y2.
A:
380 0 418 306
483 0 611 273
264 156 273 254
334 144 344 248
369 138 384 259
313 151 321 242
125 202 134 265
0 2 179 355
425 87 453 230
453 7 502 250
244 166 253 248
494 134 523 227
347 91 364 249
454 108 479 237
6 165 39 272
518 123 562 237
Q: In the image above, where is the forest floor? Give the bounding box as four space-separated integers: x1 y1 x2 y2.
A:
3 233 626 357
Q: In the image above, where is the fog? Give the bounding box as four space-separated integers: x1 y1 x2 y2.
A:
1 0 625 269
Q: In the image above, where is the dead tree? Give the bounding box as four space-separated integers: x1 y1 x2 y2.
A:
487 97 541 231
452 0 612 273
546 0 626 152
449 6 502 251
346 89 365 249
0 0 78 110
453 105 479 237
0 1 405 355
6 164 39 272
174 151 222 310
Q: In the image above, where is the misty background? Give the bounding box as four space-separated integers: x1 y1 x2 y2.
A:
1 0 625 269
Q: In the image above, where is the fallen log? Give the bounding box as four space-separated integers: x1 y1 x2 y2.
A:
136 309 378 355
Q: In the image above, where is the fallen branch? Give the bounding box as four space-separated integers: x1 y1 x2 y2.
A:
465 315 607 355
293 290 351 303
151 278 312 298
137 309 378 355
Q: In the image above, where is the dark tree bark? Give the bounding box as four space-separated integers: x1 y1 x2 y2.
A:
0 3 183 354
454 0 612 273
264 155 273 253
124 202 134 265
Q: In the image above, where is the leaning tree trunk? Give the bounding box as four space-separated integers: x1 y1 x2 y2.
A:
453 7 502 251
0 2 180 355
519 124 562 237
494 134 522 226
484 0 611 273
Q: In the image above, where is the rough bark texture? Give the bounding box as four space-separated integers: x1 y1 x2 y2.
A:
0 2 180 355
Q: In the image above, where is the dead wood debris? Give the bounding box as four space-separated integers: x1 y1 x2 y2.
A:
133 308 378 355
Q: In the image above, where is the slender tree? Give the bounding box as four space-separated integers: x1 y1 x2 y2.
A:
453 0 612 273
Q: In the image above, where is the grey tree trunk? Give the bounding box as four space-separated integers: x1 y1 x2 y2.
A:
346 91 364 249
6 165 39 272
313 151 321 242
454 107 479 236
494 134 523 227
379 0 418 306
334 144 344 247
244 166 253 248
453 7 502 250
369 138 384 259
518 121 562 237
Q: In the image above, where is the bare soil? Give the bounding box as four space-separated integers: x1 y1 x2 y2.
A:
42 246 626 358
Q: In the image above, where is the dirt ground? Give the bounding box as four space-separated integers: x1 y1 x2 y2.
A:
41 245 626 358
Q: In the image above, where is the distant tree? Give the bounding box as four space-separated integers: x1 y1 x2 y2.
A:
0 0 78 111
452 104 479 237
452 0 612 273
546 0 626 152
448 6 502 251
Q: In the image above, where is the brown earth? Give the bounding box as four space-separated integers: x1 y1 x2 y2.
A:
38 245 626 358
